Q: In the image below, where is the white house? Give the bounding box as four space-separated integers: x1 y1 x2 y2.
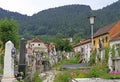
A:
26 38 48 55
110 32 120 47
73 38 91 62
73 43 81 53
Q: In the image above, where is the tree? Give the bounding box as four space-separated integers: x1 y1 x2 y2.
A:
0 18 19 48
54 38 73 52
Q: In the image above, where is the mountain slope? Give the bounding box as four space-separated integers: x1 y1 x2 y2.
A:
0 8 29 35
25 5 91 38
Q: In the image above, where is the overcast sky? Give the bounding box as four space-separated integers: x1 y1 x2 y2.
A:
0 0 118 16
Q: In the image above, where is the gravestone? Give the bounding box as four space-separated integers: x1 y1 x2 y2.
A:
53 47 58 63
1 41 16 82
49 49 57 66
108 49 113 72
49 50 54 65
42 60 50 71
113 45 120 72
58 51 62 62
18 38 26 78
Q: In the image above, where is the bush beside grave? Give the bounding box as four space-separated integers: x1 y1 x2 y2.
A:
33 71 42 82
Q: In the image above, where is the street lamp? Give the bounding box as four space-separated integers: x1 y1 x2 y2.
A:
88 15 96 49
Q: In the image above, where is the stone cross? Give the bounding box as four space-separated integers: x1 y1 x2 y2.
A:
1 41 16 82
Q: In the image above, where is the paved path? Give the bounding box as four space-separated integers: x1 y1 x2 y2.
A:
62 63 90 70
39 70 59 82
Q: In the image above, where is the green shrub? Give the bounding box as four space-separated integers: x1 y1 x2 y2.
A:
33 72 42 82
62 58 78 64
62 54 66 60
108 74 120 79
43 57 49 61
0 54 4 66
0 69 3 74
54 69 87 82
112 45 115 58
88 50 96 66
54 71 70 82
118 45 120 56
87 59 109 78
105 46 110 61
24 76 31 82
87 65 105 78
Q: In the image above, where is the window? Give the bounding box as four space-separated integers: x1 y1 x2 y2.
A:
81 48 84 52
93 40 95 45
102 38 104 43
38 44 40 46
105 36 108 42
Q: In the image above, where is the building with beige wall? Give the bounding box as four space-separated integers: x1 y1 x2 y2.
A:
93 20 120 50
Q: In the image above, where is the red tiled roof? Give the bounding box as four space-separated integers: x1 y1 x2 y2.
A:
111 32 120 41
32 38 41 42
94 23 116 37
45 43 55 50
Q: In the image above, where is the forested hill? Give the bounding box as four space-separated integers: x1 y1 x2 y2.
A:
26 5 91 38
0 8 29 26
0 0 120 42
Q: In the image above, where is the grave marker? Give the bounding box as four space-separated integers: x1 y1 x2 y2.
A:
1 41 16 82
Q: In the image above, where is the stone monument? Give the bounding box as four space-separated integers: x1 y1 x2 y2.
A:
49 49 54 66
18 38 26 78
1 41 16 82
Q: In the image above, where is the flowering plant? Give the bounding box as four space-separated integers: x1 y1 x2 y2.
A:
70 72 74 77
109 71 120 75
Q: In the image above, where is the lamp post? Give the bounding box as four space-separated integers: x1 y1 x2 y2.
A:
88 15 95 49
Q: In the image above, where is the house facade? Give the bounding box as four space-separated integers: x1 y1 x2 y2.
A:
73 38 91 62
93 20 120 50
26 38 48 55
110 33 120 47
73 43 81 53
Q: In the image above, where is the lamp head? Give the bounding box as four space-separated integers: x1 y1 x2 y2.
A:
88 16 96 25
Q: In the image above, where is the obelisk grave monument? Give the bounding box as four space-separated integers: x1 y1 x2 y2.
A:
1 41 16 82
